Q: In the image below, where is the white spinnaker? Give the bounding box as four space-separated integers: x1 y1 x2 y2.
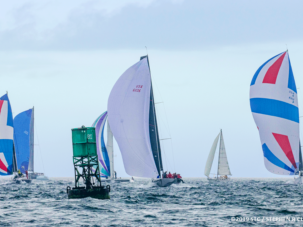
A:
204 133 220 177
107 58 158 178
107 121 115 179
218 130 231 176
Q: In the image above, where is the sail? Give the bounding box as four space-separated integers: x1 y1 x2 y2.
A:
141 55 163 175
204 133 220 177
92 112 110 178
107 57 159 178
106 121 114 179
13 108 33 174
217 130 231 176
250 51 299 175
0 94 14 176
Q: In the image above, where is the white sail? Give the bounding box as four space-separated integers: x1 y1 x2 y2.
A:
217 130 231 176
107 121 115 179
204 133 220 177
107 58 158 178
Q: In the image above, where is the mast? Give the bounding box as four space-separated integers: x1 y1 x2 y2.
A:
107 121 114 179
28 106 34 172
140 55 163 178
7 91 18 173
12 144 18 172
299 141 303 172
217 130 222 178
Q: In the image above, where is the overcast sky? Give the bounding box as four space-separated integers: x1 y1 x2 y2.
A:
1 0 303 178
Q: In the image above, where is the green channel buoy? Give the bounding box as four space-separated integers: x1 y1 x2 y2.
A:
67 126 110 199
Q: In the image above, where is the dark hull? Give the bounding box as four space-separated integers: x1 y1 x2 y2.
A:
68 187 110 199
14 178 32 184
153 178 183 187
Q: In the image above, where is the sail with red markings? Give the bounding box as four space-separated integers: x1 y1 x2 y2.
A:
0 94 14 176
107 57 161 178
250 51 299 175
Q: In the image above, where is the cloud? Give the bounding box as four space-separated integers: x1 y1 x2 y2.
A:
0 0 302 50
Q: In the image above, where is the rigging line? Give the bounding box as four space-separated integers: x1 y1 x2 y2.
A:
35 120 46 174
153 81 176 172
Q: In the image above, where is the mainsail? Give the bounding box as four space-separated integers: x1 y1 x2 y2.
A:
217 130 231 176
13 108 34 174
204 133 220 177
0 94 14 176
250 51 299 175
107 57 159 178
141 55 163 175
92 112 110 178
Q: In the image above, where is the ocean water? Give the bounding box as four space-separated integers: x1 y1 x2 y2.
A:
0 178 303 226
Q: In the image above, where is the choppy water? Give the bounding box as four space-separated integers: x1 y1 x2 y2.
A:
1 178 303 226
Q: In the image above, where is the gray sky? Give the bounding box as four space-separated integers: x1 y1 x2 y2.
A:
1 0 303 177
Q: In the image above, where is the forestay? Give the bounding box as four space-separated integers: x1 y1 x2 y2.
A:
14 108 34 174
0 94 14 176
204 133 220 177
107 58 158 178
217 130 231 176
250 51 299 175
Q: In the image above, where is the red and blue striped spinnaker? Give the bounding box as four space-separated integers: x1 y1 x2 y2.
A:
0 94 14 176
250 51 299 175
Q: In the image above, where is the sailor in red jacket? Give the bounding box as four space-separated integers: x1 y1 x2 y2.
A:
177 174 182 179
167 172 172 178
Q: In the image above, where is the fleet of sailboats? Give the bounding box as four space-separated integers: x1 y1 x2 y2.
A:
2 50 303 185
0 93 47 183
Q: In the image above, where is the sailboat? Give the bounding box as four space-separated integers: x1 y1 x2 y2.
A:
107 55 180 187
250 51 302 183
92 111 129 182
204 130 231 180
0 93 30 183
14 107 48 181
0 93 15 177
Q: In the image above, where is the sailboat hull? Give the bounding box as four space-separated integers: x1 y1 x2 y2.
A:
294 176 303 184
152 178 182 187
102 179 130 183
207 176 230 181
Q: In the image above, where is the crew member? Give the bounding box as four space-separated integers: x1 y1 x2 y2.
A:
167 172 172 178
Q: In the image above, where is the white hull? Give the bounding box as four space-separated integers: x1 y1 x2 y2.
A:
207 177 230 181
36 176 49 181
294 176 303 184
102 178 130 183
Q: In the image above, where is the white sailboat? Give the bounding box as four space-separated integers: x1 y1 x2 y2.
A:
107 55 181 187
204 130 231 180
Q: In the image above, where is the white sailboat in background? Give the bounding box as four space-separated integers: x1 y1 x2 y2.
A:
204 130 231 180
